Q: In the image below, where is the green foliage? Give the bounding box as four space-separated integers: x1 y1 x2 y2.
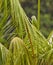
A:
9 37 35 65
31 16 38 29
0 0 53 65
21 0 53 37
0 43 11 65
47 31 53 48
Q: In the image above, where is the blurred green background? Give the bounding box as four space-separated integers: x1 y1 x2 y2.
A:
20 0 53 38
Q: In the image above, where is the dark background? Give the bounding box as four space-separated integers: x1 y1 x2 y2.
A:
20 0 53 38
